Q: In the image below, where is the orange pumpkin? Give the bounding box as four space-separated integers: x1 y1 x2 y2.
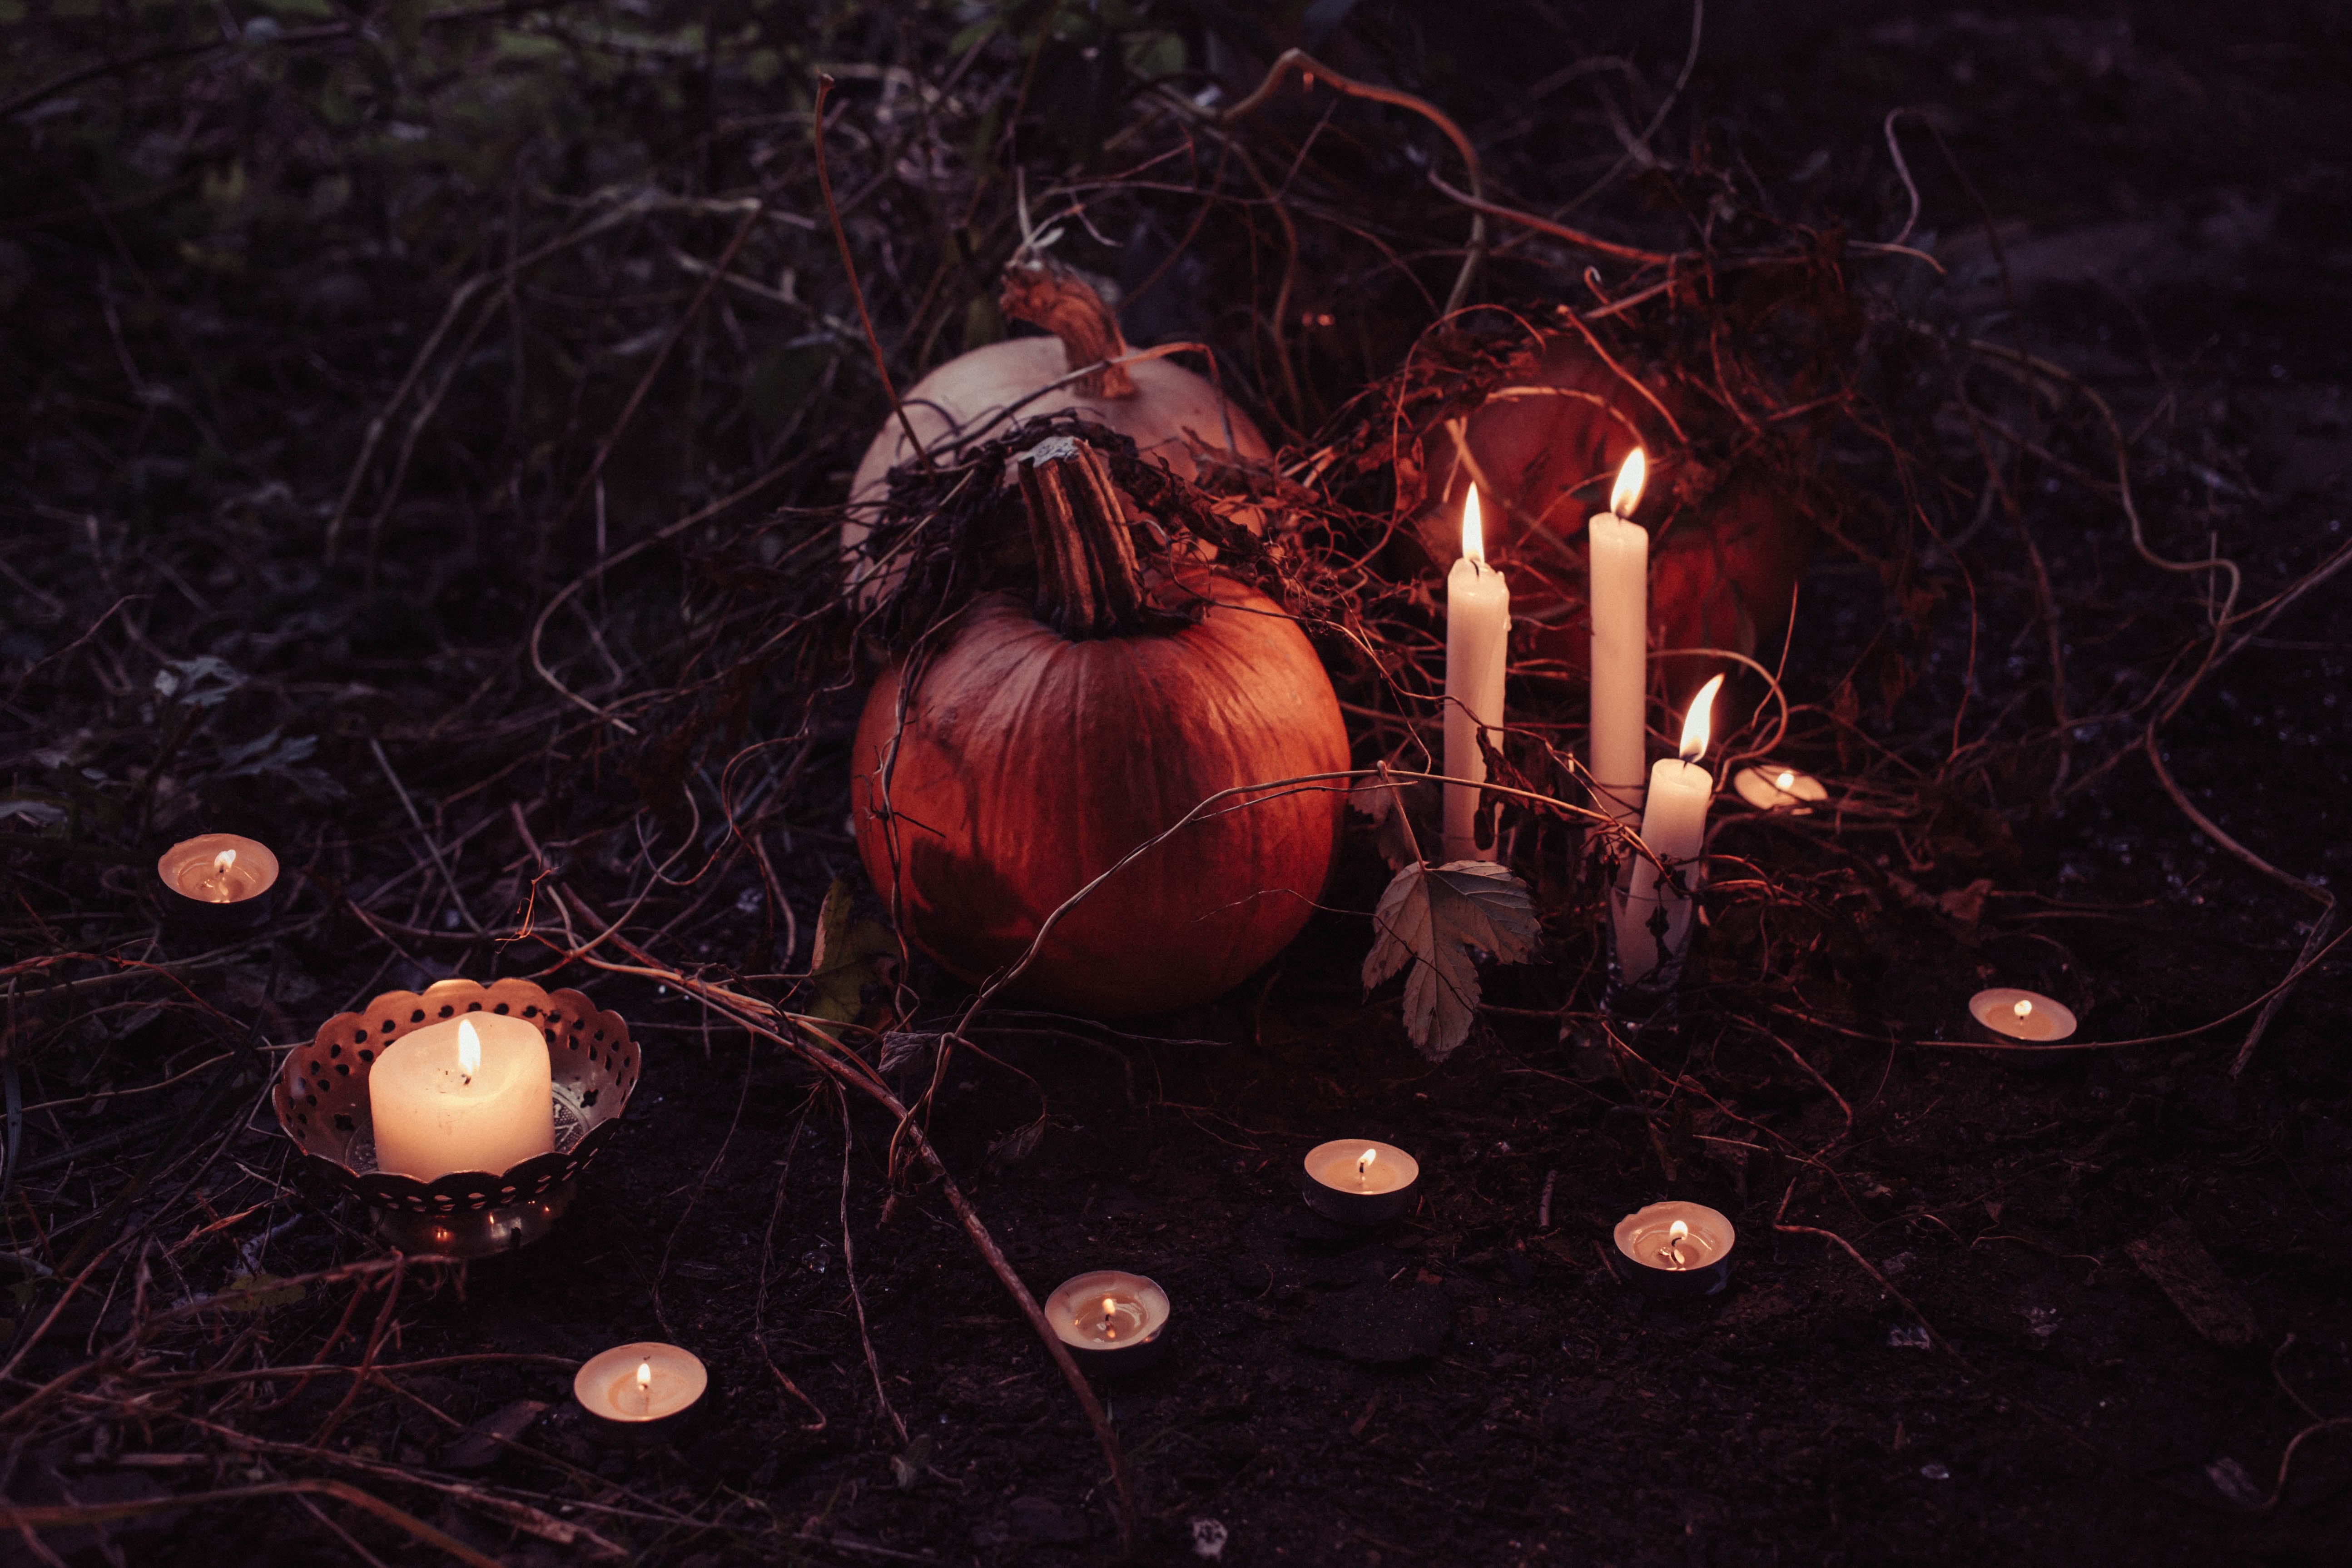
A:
851 438 1346 1016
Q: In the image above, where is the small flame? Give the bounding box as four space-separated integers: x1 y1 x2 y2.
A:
1461 485 1486 566
456 1018 481 1080
1358 1147 1378 1176
1678 675 1726 763
1668 1219 1688 1244
2013 998 2034 1021
1609 449 1647 518
636 1359 652 1390
1775 770 1795 791
213 848 237 874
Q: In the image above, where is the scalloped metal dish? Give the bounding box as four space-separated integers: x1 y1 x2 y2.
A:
274 977 641 1259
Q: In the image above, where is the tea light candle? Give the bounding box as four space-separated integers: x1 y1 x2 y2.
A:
1302 1138 1422 1226
1732 765 1827 812
1968 987 2076 1044
1613 674 1723 985
367 1014 553 1181
1612 1200 1737 1296
156 833 278 926
1046 1270 1171 1374
1588 451 1649 841
1443 485 1510 861
574 1341 707 1430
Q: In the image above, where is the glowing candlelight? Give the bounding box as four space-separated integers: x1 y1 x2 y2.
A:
366 1012 552 1181
1732 764 1828 812
1444 485 1511 861
1588 450 1650 841
156 833 278 912
1613 675 1725 983
575 1342 707 1427
1302 1139 1419 1225
1046 1271 1171 1371
1968 988 2077 1043
1613 1201 1737 1294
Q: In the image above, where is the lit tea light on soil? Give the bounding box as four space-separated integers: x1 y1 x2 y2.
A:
574 1341 706 1433
1968 987 2077 1044
366 1013 553 1181
1301 1138 1421 1226
1613 1201 1737 1296
155 833 278 926
1731 765 1828 812
1045 1270 1170 1374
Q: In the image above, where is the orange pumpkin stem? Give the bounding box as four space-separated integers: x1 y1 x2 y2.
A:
1017 437 1145 639
999 263 1136 399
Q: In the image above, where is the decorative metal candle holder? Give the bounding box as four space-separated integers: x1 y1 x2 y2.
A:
274 977 640 1260
155 833 279 933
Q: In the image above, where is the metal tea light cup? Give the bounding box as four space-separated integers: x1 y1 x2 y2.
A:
1301 1139 1421 1226
1612 1200 1736 1297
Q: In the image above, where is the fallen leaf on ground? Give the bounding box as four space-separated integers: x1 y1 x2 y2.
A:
1362 859 1539 1060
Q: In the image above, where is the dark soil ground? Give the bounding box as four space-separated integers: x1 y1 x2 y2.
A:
4 4 2351 1566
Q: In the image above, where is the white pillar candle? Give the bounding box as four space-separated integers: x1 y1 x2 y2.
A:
1443 485 1510 862
1588 451 1650 841
1614 674 1723 984
367 1014 553 1180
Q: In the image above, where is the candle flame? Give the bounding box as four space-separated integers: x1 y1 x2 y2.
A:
1359 1147 1377 1175
1668 1219 1688 1243
1609 449 1646 518
1461 485 1485 566
2014 998 2033 1020
1678 674 1725 762
1775 770 1795 791
213 848 237 874
636 1359 652 1390
457 1018 481 1080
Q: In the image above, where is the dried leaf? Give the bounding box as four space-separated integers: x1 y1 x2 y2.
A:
807 878 897 1028
439 1398 547 1472
889 1433 933 1489
1362 860 1540 1060
985 1116 1046 1171
878 1031 939 1074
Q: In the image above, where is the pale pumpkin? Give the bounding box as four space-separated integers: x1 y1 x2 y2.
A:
842 263 1268 600
850 438 1346 1017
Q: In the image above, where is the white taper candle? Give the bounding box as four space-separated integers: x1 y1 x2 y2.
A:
1613 674 1723 984
1444 486 1510 862
1588 451 1650 840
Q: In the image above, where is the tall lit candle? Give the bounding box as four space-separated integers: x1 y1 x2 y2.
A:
1444 485 1510 862
367 1014 553 1180
1613 673 1723 985
1588 452 1649 841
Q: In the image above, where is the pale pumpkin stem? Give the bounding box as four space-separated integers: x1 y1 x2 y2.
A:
998 262 1137 398
1017 436 1145 638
